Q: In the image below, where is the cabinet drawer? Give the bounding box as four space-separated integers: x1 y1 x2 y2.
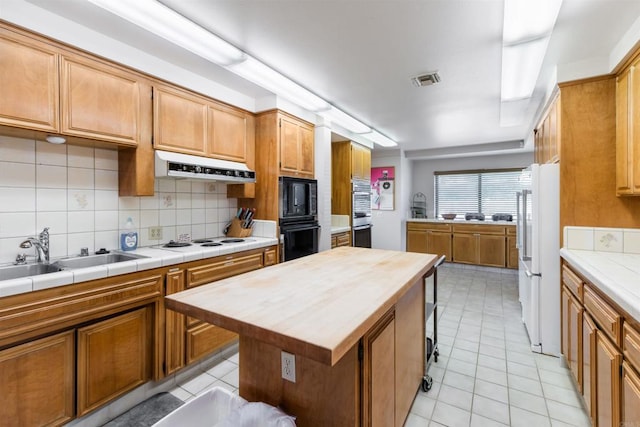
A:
584 286 622 345
624 323 640 370
452 224 505 235
562 265 583 301
187 253 264 288
506 226 516 236
264 247 277 266
335 232 351 247
407 222 451 232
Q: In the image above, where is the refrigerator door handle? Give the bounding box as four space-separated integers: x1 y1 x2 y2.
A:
525 269 542 278
522 189 531 261
515 191 522 250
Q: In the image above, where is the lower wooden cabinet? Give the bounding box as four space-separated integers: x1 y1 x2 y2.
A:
594 329 622 427
562 285 582 388
0 330 75 426
331 231 351 249
622 361 640 425
507 234 518 269
583 312 596 418
406 222 452 261
453 224 507 268
77 307 152 416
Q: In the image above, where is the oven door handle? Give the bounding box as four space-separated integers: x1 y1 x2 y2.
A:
352 224 372 230
281 224 321 232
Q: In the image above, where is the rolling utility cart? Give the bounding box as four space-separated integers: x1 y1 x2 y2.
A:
422 255 446 392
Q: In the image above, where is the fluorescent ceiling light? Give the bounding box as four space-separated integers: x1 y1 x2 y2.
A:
319 106 371 134
227 57 329 112
503 0 563 44
501 37 550 101
87 0 245 66
361 130 397 148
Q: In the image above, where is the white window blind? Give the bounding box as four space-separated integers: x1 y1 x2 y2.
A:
434 169 521 219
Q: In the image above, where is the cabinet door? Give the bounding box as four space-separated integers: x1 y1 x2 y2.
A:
452 233 477 264
298 124 314 176
631 61 640 194
548 98 560 163
428 231 452 261
352 144 364 180
595 329 622 427
165 268 185 376
185 322 238 364
0 330 74 426
406 229 428 253
280 115 314 177
77 307 152 416
209 104 247 162
60 55 145 146
622 361 640 426
477 234 506 267
0 29 59 132
280 116 301 174
507 235 518 269
336 231 351 247
617 67 632 195
363 312 395 427
362 147 371 181
153 85 208 155
568 291 582 389
583 312 596 421
264 247 278 266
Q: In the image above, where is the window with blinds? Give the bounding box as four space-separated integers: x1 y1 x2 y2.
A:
434 169 521 219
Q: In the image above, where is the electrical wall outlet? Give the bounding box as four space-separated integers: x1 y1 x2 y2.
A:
149 226 163 240
281 351 296 382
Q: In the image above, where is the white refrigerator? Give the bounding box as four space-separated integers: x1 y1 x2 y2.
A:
516 163 560 355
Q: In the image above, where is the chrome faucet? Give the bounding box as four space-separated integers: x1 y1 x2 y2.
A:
19 227 50 263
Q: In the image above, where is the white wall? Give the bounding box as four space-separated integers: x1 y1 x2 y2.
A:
411 152 533 218
315 125 332 252
371 149 410 251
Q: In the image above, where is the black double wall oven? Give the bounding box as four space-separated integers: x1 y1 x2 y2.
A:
279 177 320 261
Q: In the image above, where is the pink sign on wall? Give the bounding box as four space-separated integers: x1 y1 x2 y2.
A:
371 166 395 210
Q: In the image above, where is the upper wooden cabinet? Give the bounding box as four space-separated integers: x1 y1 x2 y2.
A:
0 26 59 133
60 54 147 147
153 84 208 155
279 114 314 177
0 23 150 148
616 59 640 196
153 83 253 164
351 142 372 181
534 93 561 164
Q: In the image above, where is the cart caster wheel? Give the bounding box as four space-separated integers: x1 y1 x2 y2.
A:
421 375 433 392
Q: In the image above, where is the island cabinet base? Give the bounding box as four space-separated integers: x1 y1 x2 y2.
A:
238 276 425 427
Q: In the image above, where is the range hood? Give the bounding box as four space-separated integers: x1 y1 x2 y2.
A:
155 150 256 183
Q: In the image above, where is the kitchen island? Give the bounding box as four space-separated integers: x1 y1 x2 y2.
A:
165 247 438 427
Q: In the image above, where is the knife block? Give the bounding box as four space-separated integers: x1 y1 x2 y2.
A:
225 218 253 238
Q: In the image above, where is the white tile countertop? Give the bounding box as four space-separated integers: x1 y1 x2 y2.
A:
560 226 640 322
0 236 278 298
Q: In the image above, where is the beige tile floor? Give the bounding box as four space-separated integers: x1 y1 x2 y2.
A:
169 263 591 427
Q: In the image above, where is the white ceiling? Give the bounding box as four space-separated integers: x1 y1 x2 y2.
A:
16 0 640 157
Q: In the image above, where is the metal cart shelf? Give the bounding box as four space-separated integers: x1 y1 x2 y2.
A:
422 255 445 392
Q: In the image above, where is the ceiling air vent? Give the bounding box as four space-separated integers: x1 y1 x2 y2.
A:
411 72 441 87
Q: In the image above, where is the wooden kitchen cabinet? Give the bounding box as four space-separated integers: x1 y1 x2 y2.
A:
0 330 75 426
165 268 186 376
60 53 147 147
595 328 622 427
622 361 640 425
153 84 208 155
0 25 59 133
351 142 372 181
279 114 314 177
583 312 596 420
507 227 518 269
561 285 582 389
452 224 507 268
208 103 248 162
615 59 640 196
406 222 452 261
77 307 153 416
331 231 351 249
534 93 561 164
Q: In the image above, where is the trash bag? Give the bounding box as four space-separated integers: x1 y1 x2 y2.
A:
217 401 296 427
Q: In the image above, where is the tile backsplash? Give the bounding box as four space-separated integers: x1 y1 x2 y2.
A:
0 135 239 264
564 226 640 254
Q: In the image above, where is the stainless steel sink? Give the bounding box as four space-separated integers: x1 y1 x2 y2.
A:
53 252 147 269
0 263 64 280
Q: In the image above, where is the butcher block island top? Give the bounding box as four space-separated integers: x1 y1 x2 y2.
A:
165 246 438 366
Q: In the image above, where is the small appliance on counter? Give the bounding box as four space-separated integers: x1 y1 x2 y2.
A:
464 212 485 221
491 213 513 222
